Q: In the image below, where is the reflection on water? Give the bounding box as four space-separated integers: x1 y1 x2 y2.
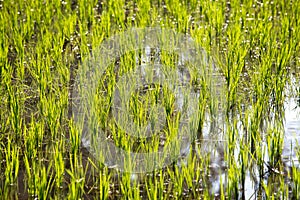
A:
80 42 299 198
283 98 300 168
186 76 300 199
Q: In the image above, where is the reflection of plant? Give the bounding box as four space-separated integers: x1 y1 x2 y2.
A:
292 141 300 199
296 86 300 108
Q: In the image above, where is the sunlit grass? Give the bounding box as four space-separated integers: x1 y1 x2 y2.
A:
0 0 299 199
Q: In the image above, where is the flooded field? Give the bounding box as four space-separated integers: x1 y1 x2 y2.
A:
0 0 300 199
196 76 300 199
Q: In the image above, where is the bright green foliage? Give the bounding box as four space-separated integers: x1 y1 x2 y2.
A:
0 0 299 199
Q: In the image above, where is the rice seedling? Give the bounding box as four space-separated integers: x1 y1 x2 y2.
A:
0 0 299 199
3 138 19 198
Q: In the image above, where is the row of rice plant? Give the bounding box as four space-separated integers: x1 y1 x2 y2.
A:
0 0 299 199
